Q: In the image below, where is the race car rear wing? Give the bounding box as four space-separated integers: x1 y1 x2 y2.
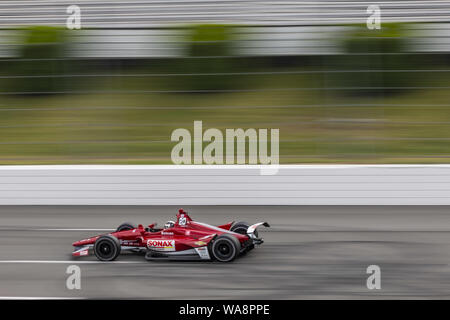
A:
247 222 270 244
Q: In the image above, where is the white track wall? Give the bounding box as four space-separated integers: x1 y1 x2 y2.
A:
0 165 449 205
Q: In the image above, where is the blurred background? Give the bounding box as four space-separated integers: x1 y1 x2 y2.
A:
1 0 450 164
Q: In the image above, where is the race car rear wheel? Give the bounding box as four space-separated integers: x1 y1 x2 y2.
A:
231 221 258 238
116 222 136 232
94 235 121 261
210 234 240 262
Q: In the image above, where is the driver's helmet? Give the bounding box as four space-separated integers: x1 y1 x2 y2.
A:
164 220 175 229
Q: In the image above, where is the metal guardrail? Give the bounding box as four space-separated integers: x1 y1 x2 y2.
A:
0 165 449 205
2 24 450 58
1 0 450 57
1 0 450 27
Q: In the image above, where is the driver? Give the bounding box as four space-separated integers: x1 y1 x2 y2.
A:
163 208 192 229
164 220 175 229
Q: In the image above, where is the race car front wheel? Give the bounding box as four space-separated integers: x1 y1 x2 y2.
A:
94 235 121 261
210 234 240 262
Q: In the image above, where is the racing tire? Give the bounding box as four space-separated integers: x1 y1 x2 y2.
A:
93 235 121 261
231 221 258 238
210 234 240 262
231 221 257 254
116 222 136 232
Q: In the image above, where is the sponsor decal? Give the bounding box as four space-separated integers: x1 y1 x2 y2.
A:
72 247 89 257
147 239 175 251
194 241 207 246
162 232 174 236
121 240 138 246
195 246 210 260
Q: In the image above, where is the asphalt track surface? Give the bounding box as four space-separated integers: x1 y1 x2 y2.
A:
1 205 450 299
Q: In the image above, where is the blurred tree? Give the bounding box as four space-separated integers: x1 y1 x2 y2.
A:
178 24 237 92
337 23 416 96
10 26 68 95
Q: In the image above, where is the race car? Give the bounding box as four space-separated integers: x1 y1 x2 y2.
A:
72 209 269 262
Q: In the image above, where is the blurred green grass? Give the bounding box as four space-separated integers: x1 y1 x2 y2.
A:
1 23 450 164
0 68 449 164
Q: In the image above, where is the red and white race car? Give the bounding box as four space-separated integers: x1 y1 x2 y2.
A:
72 209 269 262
